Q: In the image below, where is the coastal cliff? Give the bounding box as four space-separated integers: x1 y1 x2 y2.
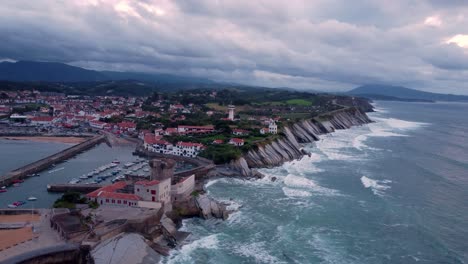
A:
229 107 372 176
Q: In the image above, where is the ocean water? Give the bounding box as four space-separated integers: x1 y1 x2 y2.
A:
165 101 468 264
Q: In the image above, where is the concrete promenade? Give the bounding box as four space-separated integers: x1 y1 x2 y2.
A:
0 134 106 186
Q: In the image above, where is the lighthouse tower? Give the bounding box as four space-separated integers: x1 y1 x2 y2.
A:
228 105 235 121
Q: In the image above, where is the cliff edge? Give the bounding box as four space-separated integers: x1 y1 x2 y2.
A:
229 107 372 176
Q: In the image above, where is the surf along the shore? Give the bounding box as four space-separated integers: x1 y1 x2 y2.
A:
166 102 450 264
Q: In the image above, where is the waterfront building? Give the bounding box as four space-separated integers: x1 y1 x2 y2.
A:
171 174 195 202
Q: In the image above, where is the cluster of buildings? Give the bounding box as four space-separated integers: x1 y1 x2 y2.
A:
2 89 282 159
86 159 195 210
143 134 206 158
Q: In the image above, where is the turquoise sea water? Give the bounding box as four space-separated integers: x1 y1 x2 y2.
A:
165 101 468 264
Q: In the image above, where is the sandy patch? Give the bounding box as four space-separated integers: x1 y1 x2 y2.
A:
0 214 41 223
0 227 35 250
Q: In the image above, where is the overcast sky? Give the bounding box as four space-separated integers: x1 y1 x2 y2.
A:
1 0 468 94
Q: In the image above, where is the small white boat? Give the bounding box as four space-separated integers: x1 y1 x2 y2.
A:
112 159 120 164
69 178 80 184
79 175 88 179
7 204 17 208
27 196 37 201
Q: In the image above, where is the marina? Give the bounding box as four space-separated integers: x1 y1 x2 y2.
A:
0 140 197 208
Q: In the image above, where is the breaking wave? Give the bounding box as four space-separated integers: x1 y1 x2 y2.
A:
360 176 391 196
232 241 284 264
165 234 219 264
283 174 339 197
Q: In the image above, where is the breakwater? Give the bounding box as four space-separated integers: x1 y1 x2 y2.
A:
230 107 372 176
46 184 103 193
0 135 105 186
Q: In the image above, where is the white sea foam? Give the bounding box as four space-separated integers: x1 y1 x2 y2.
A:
284 174 318 188
204 178 220 189
282 187 312 197
283 174 340 197
360 176 391 196
166 234 219 263
232 241 284 264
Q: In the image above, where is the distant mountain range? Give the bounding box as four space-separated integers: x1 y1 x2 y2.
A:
0 60 214 85
1 61 468 101
346 84 468 102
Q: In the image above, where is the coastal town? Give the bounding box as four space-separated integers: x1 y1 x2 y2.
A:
0 87 373 262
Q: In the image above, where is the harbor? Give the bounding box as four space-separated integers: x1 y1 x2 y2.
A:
0 139 201 208
0 140 140 208
0 135 105 186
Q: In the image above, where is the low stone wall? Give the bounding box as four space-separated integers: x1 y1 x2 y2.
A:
0 209 40 216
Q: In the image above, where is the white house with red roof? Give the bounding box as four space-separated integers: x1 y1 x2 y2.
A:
89 120 108 129
174 142 205 157
116 121 136 132
229 138 245 147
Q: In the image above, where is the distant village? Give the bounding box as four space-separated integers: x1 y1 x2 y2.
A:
0 89 286 162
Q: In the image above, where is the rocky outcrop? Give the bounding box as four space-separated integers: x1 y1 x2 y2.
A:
230 107 372 176
195 194 231 220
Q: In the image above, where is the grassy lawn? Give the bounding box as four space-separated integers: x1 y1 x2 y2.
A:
286 99 313 106
280 112 311 120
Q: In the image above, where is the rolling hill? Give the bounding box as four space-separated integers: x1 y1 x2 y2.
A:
347 84 468 102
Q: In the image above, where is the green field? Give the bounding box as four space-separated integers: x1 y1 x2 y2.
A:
285 99 313 106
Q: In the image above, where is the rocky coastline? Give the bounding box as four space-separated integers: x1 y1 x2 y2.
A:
228 107 373 177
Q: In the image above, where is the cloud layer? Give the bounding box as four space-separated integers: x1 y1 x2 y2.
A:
1 0 468 93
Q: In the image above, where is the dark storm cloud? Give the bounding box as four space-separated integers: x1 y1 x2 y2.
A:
1 0 468 93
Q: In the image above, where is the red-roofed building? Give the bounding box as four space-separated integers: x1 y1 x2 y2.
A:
232 129 249 136
177 125 214 134
212 139 224 144
135 179 171 204
30 116 54 126
89 120 108 129
116 121 136 132
164 128 178 136
86 182 141 207
174 142 205 157
229 138 245 147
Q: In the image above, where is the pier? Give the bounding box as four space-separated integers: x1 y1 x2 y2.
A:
46 184 103 193
0 135 106 186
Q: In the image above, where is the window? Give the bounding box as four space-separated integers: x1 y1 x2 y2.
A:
137 188 140 192
124 200 127 204
118 200 121 204
112 199 115 203
147 189 149 192
106 199 109 203
151 190 156 195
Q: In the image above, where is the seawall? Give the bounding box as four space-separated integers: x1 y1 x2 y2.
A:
0 135 106 186
229 107 372 176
